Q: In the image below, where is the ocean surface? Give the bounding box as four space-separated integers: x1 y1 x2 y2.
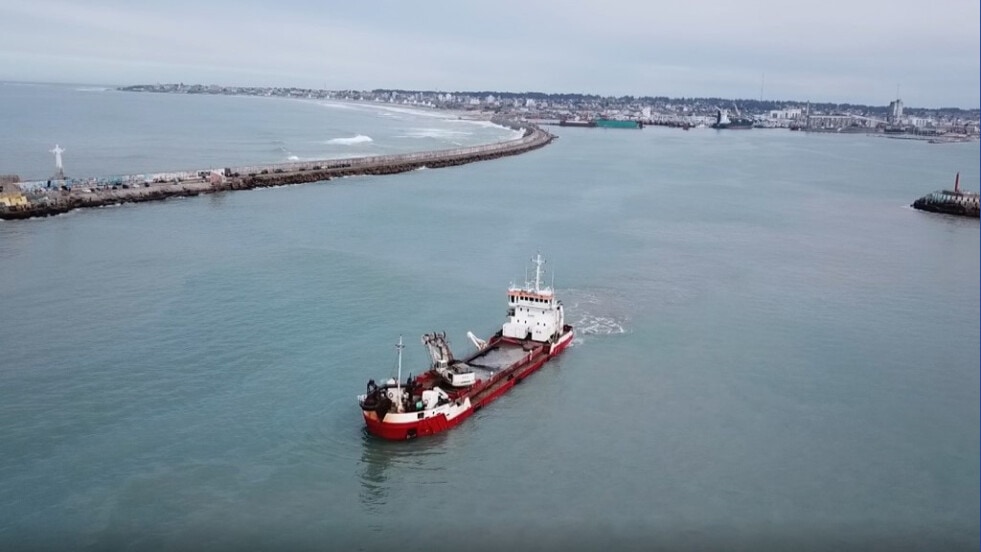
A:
0 82 519 181
0 83 978 551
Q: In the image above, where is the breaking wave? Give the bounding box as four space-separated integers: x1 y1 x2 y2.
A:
326 135 373 145
287 155 299 161
450 119 498 129
369 104 453 119
397 128 472 139
315 101 361 111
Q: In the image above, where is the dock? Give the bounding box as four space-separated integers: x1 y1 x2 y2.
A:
0 118 554 221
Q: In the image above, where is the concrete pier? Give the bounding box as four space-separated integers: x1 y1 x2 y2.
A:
1 119 553 221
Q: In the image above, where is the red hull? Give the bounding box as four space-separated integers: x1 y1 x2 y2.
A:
363 329 573 440
363 408 474 440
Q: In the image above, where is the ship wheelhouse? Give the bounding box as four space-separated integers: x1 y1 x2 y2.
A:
501 253 565 343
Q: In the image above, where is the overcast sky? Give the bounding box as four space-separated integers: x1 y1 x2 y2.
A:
1 0 978 107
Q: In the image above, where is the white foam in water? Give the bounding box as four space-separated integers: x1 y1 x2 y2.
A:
449 119 506 130
326 135 373 145
287 155 299 161
315 101 361 111
561 288 630 347
397 128 471 139
367 104 454 119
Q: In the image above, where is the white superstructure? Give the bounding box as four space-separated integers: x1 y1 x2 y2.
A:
502 253 566 343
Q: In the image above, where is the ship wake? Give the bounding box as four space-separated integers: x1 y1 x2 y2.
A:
561 288 631 346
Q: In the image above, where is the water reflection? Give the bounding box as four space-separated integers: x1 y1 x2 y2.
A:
357 428 450 512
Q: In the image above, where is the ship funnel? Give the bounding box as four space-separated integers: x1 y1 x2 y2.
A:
955 172 960 193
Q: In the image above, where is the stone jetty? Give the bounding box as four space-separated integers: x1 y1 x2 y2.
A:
911 173 980 218
0 119 553 221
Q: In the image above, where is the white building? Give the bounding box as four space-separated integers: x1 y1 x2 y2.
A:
769 108 803 120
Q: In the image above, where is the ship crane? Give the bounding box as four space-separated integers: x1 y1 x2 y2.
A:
422 331 453 369
423 331 476 387
713 106 731 126
467 331 488 351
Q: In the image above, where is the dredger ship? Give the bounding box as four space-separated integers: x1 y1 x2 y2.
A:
358 254 574 440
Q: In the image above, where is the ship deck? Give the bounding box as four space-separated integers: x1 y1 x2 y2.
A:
412 338 548 396
467 342 535 372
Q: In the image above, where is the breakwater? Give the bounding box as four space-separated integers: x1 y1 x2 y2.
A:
911 190 980 218
0 119 553 221
910 173 980 218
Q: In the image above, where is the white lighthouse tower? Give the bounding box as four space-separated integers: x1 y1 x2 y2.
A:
50 144 65 180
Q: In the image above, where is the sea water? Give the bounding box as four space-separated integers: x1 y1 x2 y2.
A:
0 83 977 551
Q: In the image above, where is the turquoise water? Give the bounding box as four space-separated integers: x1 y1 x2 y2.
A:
0 86 978 551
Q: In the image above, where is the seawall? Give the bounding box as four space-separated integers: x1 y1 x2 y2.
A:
1 119 553 221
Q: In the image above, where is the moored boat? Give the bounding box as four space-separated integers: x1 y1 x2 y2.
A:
711 104 754 130
357 254 575 440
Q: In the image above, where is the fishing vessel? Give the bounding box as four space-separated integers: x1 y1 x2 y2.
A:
358 254 575 440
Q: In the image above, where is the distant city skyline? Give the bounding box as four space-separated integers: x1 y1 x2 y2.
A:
1 0 978 108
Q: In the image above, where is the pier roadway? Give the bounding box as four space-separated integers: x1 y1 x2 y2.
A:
1 119 554 220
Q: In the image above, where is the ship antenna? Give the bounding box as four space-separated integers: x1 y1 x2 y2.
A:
396 335 404 412
955 171 960 193
532 252 545 292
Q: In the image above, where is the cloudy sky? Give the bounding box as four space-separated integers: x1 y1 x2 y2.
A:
0 0 978 107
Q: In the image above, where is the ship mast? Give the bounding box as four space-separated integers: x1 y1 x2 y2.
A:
532 253 546 292
396 335 404 412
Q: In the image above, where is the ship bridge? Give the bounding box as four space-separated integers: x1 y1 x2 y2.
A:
502 253 565 342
